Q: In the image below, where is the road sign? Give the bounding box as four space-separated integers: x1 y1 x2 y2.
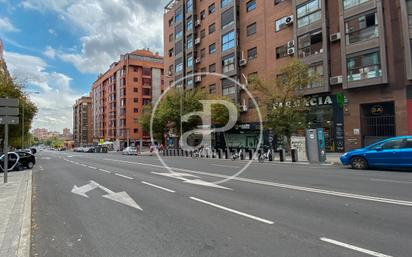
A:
0 98 19 107
0 116 19 125
0 107 19 116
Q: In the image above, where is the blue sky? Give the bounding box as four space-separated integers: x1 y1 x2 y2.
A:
0 0 167 132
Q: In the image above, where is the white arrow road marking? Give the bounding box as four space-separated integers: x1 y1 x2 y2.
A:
71 180 142 211
184 179 232 190
320 238 392 257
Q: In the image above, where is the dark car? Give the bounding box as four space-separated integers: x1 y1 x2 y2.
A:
0 151 36 171
340 136 412 170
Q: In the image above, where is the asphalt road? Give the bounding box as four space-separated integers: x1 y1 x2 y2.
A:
31 151 412 257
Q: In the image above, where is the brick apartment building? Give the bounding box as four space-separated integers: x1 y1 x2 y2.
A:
91 49 164 147
73 96 93 146
164 0 412 152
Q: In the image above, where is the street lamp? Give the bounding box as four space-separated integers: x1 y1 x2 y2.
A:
22 91 40 149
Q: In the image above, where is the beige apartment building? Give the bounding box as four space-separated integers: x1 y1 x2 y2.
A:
164 0 412 152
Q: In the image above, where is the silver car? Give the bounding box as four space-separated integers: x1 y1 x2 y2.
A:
122 147 138 155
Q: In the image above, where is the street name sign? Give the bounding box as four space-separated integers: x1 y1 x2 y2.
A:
0 98 19 107
0 107 19 116
0 116 19 125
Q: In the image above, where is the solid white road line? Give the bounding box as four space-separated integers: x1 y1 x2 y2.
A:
115 173 134 180
211 164 240 168
105 158 412 207
371 178 412 184
141 181 175 193
320 237 392 257
98 168 111 174
189 197 274 225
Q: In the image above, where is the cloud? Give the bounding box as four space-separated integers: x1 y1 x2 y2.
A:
48 28 57 36
4 51 83 132
21 0 168 74
43 46 56 59
0 17 19 32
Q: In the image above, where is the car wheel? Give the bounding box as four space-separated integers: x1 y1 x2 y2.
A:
350 156 368 170
27 162 34 169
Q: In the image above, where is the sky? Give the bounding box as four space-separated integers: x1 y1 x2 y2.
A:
0 0 168 132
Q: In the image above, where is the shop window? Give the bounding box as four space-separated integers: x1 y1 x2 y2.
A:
247 22 257 36
298 30 323 58
297 0 321 28
345 12 378 45
347 50 381 82
343 0 369 10
222 54 235 73
307 63 324 89
222 31 235 52
246 0 256 12
276 44 288 59
247 47 257 60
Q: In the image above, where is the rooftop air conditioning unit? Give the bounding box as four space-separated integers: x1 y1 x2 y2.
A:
195 75 202 83
239 59 247 66
195 19 201 27
195 57 201 63
287 40 295 48
287 47 295 56
330 32 341 42
330 75 343 85
195 37 201 45
285 15 294 25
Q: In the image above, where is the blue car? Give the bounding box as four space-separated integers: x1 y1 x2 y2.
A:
340 136 412 170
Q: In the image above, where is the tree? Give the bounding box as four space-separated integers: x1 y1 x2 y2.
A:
250 59 318 150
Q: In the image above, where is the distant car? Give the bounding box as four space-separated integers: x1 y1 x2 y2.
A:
122 147 138 155
86 147 95 153
0 151 36 171
340 136 412 170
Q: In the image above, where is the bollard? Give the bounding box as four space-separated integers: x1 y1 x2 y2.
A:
279 149 286 162
269 150 273 161
291 149 298 162
248 149 252 160
218 149 222 159
177 149 180 156
225 149 229 159
240 149 245 160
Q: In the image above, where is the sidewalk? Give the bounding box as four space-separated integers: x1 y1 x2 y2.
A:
0 170 32 257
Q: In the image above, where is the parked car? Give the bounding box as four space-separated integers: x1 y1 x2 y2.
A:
122 147 138 155
340 136 412 170
0 151 36 171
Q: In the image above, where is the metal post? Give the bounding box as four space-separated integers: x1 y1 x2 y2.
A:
4 123 8 183
21 103 24 149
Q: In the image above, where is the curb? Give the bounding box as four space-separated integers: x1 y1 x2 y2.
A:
17 170 31 257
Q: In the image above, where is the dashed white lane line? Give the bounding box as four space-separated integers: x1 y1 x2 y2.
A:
320 237 392 257
370 178 412 184
189 197 274 225
211 164 240 168
98 168 111 174
141 181 175 193
115 173 134 180
87 166 97 170
80 164 87 167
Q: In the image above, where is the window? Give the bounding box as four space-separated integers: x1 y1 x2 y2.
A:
143 88 151 96
169 33 174 42
186 0 193 12
209 63 216 72
209 23 216 34
168 48 174 57
187 35 193 49
200 10 206 20
246 0 256 12
187 53 193 67
247 47 257 60
134 128 139 133
382 139 404 150
223 86 236 95
200 29 206 38
347 50 381 81
143 68 151 76
221 7 234 28
298 30 323 58
175 40 183 54
176 57 183 73
200 48 206 57
408 0 412 28
222 54 235 73
208 3 215 14
186 18 193 31
175 24 183 39
134 108 139 113
143 78 151 85
275 16 290 32
297 0 321 28
133 77 138 82
221 0 232 8
307 63 324 88
247 22 256 36
175 8 183 23
209 84 217 94
222 31 235 52
403 139 412 149
168 18 174 27
343 0 369 10
345 12 378 45
275 0 287 5
209 43 216 54
276 44 288 59
200 67 207 76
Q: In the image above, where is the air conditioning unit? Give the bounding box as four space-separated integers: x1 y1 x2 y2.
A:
239 59 247 66
195 38 201 45
195 57 201 63
287 40 295 48
195 19 201 27
330 75 343 85
330 32 341 42
285 15 294 25
240 105 248 112
287 47 295 56
195 75 202 82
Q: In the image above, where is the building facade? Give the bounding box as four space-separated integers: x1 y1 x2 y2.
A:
73 96 93 146
91 49 164 146
164 0 412 152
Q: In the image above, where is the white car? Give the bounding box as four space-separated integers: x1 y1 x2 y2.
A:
122 147 138 155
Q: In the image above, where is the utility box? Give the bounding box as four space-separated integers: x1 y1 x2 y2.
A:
305 128 327 163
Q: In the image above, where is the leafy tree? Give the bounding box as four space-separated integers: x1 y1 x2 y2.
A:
250 59 317 150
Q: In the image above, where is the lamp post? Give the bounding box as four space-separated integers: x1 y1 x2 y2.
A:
22 91 40 149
